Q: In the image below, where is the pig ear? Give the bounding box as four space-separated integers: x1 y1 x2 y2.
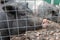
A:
2 5 16 15
2 5 15 11
23 2 28 8
2 5 26 16
25 3 28 8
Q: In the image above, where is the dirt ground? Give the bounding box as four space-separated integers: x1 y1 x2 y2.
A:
11 19 60 40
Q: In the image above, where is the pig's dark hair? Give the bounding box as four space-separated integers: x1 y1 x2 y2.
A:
0 0 8 4
2 5 17 15
2 5 27 19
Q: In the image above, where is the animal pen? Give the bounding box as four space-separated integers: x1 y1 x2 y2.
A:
0 0 60 40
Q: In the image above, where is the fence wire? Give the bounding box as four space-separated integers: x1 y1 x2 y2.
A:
0 0 60 40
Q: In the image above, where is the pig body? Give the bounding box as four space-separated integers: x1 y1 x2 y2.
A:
0 1 42 40
38 1 59 22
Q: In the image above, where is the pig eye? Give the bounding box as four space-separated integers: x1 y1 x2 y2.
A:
51 11 58 16
19 13 26 16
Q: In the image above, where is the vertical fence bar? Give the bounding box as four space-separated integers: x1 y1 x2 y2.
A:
58 3 60 20
51 0 54 5
0 32 2 40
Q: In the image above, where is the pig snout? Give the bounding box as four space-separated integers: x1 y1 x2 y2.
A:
42 19 49 29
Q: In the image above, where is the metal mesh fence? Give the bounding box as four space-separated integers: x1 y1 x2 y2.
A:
0 0 60 40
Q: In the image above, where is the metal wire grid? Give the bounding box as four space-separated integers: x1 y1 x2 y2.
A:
0 0 60 40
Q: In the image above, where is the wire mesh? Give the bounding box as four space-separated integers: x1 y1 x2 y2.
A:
0 0 60 40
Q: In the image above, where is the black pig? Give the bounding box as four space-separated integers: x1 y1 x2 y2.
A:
0 2 42 40
34 1 59 22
